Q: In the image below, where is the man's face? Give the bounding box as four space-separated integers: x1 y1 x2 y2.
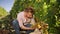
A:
26 12 33 18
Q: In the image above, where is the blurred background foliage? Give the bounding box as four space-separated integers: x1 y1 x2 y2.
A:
0 7 8 19
0 0 60 34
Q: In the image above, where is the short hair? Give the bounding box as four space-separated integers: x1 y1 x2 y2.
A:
24 7 34 14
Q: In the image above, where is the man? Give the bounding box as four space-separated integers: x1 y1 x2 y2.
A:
12 7 36 34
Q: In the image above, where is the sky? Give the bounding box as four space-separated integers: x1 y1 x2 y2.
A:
0 0 14 12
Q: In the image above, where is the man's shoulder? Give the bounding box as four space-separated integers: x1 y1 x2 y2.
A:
17 11 24 19
17 11 24 16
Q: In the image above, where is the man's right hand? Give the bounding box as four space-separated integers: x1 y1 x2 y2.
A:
30 28 36 30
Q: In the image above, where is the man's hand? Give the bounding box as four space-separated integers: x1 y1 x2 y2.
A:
29 27 36 30
30 24 42 30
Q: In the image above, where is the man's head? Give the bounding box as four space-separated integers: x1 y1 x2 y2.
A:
24 7 34 18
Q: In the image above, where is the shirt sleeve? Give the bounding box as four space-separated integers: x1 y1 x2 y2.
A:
17 13 24 27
